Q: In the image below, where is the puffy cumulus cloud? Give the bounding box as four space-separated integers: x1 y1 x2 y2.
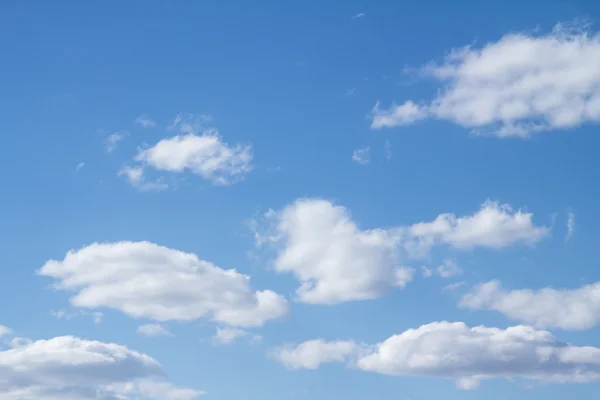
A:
460 280 600 330
212 327 248 345
371 21 600 136
37 241 288 328
256 199 546 304
128 113 252 186
260 198 413 304
271 339 357 370
137 324 172 337
403 200 548 256
277 322 600 390
0 333 203 399
356 321 600 389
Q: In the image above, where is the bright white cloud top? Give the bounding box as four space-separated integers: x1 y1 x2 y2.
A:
0 327 203 399
272 321 600 390
371 22 600 136
37 241 288 328
255 198 547 304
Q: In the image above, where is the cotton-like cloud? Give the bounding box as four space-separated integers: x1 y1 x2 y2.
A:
371 21 600 136
352 147 371 165
256 199 547 304
38 241 288 328
271 339 356 370
0 331 203 399
276 321 600 390
460 280 600 330
137 324 172 337
259 198 414 304
129 113 252 186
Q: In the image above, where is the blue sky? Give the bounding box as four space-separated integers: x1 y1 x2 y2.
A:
2 0 600 399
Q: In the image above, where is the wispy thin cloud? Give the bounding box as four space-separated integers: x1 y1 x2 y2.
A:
352 146 371 165
135 114 157 128
104 131 127 153
352 12 366 19
75 162 85 171
346 88 356 97
566 211 575 241
384 140 392 161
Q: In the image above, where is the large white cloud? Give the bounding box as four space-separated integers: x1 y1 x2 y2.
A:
38 241 288 328
256 199 547 304
460 280 600 330
271 339 357 370
273 322 600 390
0 328 203 399
371 21 600 136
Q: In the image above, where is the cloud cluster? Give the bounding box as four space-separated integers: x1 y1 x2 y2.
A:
255 198 547 304
0 327 203 399
38 241 288 328
272 321 600 390
371 21 600 136
460 280 600 330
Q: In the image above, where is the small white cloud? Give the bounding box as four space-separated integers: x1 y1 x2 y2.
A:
271 339 356 369
421 266 433 278
460 280 600 330
137 324 172 337
212 327 247 345
105 131 127 152
566 211 575 241
118 165 168 192
352 12 366 19
437 259 463 278
442 281 466 292
371 21 600 136
76 162 85 171
0 324 12 339
135 114 157 128
352 146 371 165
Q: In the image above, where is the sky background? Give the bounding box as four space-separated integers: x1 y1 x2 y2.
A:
2 1 600 399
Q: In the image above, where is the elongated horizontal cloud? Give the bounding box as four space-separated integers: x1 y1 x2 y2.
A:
460 280 600 330
38 241 288 328
256 199 547 304
271 339 357 370
0 329 203 399
273 321 600 390
371 21 600 136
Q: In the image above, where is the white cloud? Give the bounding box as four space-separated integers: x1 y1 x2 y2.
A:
0 325 12 339
421 266 433 278
0 333 203 399
352 12 366 19
371 21 600 136
460 280 600 330
271 339 356 370
261 198 413 304
50 309 103 324
566 211 575 241
135 115 157 128
118 165 168 192
38 241 288 328
352 146 371 165
212 327 247 345
75 162 85 171
257 199 546 304
442 281 466 292
436 259 463 278
105 131 127 153
356 321 600 389
137 324 172 337
403 200 548 256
